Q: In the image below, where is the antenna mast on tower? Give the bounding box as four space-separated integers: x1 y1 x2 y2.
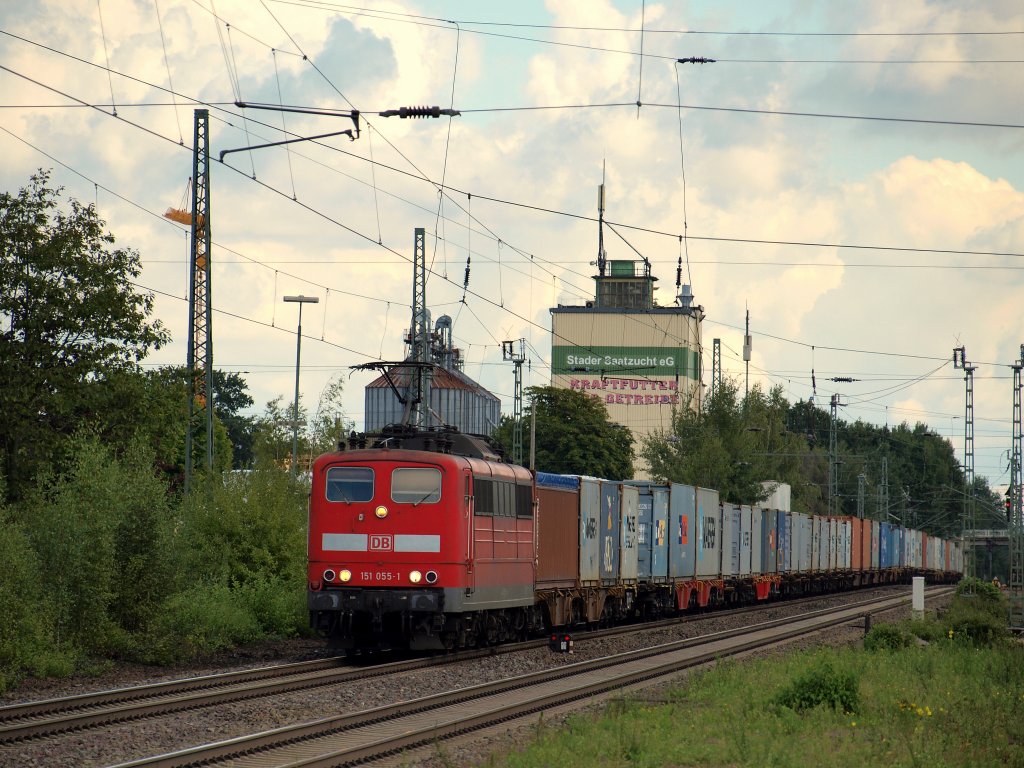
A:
597 163 607 277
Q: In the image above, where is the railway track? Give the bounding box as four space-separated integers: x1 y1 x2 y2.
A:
99 586 949 767
0 585 941 746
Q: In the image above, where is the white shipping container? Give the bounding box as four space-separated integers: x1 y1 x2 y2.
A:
761 481 792 512
815 518 823 573
829 518 838 571
870 521 880 570
797 513 813 573
750 507 763 575
841 520 852 570
739 505 752 577
619 484 640 583
721 503 741 578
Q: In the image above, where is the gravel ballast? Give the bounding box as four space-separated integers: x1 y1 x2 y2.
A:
0 586 949 768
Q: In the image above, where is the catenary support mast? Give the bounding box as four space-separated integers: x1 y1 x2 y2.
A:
1010 345 1023 628
185 109 213 492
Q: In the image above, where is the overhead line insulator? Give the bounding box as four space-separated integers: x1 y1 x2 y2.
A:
379 106 461 119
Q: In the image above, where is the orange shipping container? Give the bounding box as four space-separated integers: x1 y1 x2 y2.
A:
851 517 864 571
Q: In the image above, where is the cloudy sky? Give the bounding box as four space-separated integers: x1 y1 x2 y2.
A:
1 0 1022 488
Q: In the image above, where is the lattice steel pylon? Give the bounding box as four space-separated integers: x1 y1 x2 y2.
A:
954 346 977 580
711 338 721 399
406 227 432 428
503 339 526 464
168 109 213 493
1010 345 1023 628
829 394 840 516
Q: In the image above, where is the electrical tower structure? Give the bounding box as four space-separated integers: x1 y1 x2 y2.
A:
743 308 751 401
857 473 866 519
406 227 432 429
829 393 840 516
503 339 527 464
953 346 977 579
711 338 721 399
164 109 214 493
878 455 889 521
1010 344 1024 628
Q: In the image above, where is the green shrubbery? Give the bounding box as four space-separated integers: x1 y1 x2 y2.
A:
773 660 860 713
864 622 913 652
0 439 310 691
499 641 1024 768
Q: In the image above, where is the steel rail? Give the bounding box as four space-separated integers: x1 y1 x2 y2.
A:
112 587 950 767
0 584 932 744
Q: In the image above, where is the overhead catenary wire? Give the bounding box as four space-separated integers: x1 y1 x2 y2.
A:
4 27 1022 270
4 12 1015 448
1 65 1011 373
267 1 1024 64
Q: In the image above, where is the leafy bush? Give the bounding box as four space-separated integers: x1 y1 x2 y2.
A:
945 577 1010 647
0 509 79 691
774 661 860 713
955 576 1003 604
945 600 1010 647
143 582 263 663
864 622 912 652
173 466 307 589
906 617 945 643
236 576 307 638
14 434 176 658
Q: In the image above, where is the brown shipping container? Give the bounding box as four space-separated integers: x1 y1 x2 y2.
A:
536 486 581 587
850 517 864 571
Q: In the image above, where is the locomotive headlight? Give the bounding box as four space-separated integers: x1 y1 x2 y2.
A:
339 569 352 582
375 505 388 519
409 570 423 584
322 569 336 583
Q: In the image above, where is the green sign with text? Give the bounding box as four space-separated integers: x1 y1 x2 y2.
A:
551 346 699 379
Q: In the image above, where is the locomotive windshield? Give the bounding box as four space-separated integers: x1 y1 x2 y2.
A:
391 467 441 505
325 466 374 502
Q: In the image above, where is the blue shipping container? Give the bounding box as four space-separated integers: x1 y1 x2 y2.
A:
669 483 696 579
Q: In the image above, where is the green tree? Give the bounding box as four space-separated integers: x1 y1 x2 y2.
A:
308 374 354 457
642 380 815 505
0 171 169 501
14 432 175 656
149 366 256 470
494 386 634 478
252 395 300 469
214 370 256 467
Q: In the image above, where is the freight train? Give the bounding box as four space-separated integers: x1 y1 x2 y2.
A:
306 426 963 651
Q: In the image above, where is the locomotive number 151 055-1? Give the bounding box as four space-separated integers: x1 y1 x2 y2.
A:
361 570 402 582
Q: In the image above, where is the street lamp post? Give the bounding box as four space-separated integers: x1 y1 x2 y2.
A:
283 295 319 477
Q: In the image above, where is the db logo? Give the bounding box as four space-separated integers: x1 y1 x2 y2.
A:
369 535 394 551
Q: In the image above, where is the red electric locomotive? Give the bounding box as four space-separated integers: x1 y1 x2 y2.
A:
307 425 542 651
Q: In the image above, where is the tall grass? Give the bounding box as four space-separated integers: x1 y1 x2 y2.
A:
492 587 1022 768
